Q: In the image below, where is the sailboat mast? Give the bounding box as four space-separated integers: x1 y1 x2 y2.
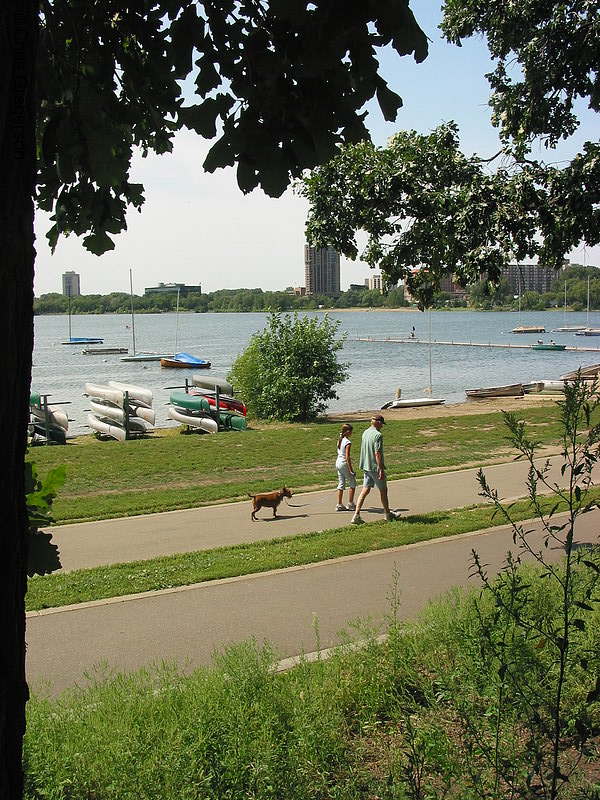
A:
428 306 432 393
564 281 567 326
174 289 180 353
129 269 137 356
67 287 72 340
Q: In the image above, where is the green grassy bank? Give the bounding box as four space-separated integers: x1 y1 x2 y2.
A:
30 403 562 524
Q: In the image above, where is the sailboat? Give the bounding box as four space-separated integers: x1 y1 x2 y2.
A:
575 269 600 335
120 270 171 362
61 288 103 345
160 289 211 368
381 307 445 408
552 280 586 332
511 264 545 333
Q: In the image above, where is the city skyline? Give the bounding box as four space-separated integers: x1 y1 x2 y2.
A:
33 5 599 297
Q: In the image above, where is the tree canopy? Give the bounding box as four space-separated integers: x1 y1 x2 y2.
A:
302 0 600 308
36 0 428 255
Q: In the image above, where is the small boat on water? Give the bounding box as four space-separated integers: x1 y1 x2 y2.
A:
161 352 211 369
575 328 600 336
511 326 545 334
531 342 566 351
466 383 524 399
82 346 128 355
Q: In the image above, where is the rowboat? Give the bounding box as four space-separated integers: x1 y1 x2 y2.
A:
466 383 524 399
161 352 211 369
561 363 600 381
530 343 566 351
167 406 219 434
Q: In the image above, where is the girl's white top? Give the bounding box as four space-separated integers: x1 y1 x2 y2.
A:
336 436 351 464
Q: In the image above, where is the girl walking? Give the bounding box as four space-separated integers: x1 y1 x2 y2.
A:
335 423 356 511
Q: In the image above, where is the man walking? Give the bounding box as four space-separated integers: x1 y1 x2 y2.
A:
351 414 399 524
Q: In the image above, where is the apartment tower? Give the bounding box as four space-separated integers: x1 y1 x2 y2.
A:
304 245 341 296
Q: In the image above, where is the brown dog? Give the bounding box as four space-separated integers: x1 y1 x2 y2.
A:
249 486 293 521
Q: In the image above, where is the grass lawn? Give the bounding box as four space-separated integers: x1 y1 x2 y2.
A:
29 403 564 523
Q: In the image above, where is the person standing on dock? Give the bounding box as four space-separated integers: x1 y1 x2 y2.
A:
351 415 399 524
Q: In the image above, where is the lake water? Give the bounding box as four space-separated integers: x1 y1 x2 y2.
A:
32 309 600 435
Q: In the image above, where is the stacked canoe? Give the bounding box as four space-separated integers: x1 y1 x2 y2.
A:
29 392 70 444
85 381 155 441
168 375 247 433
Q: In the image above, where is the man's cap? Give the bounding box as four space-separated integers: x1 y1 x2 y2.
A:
372 414 386 425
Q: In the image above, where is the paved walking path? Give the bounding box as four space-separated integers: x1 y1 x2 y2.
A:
26 456 600 697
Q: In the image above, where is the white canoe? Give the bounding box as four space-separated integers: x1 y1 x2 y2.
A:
192 375 233 395
87 412 127 441
108 381 153 406
84 382 124 407
382 397 445 409
90 398 155 426
168 405 218 434
30 404 69 432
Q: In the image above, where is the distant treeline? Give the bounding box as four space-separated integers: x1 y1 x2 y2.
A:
34 263 599 315
33 286 408 314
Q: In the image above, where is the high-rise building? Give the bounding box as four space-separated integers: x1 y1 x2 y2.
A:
304 245 341 296
62 271 80 296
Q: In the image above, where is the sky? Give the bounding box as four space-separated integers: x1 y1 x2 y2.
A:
32 3 599 297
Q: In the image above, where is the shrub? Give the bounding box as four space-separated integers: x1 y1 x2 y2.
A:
229 312 349 421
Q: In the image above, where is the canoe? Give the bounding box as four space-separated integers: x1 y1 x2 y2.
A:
466 383 524 399
168 406 218 434
84 382 124 406
108 381 153 406
169 390 211 413
381 397 445 409
161 352 211 369
192 375 234 394
87 412 148 440
89 399 155 426
190 389 246 416
217 410 247 431
87 412 127 441
30 404 69 432
30 422 67 445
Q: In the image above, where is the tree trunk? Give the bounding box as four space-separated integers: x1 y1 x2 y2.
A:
0 1 37 797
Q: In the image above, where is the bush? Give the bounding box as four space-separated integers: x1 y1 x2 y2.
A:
229 312 349 421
